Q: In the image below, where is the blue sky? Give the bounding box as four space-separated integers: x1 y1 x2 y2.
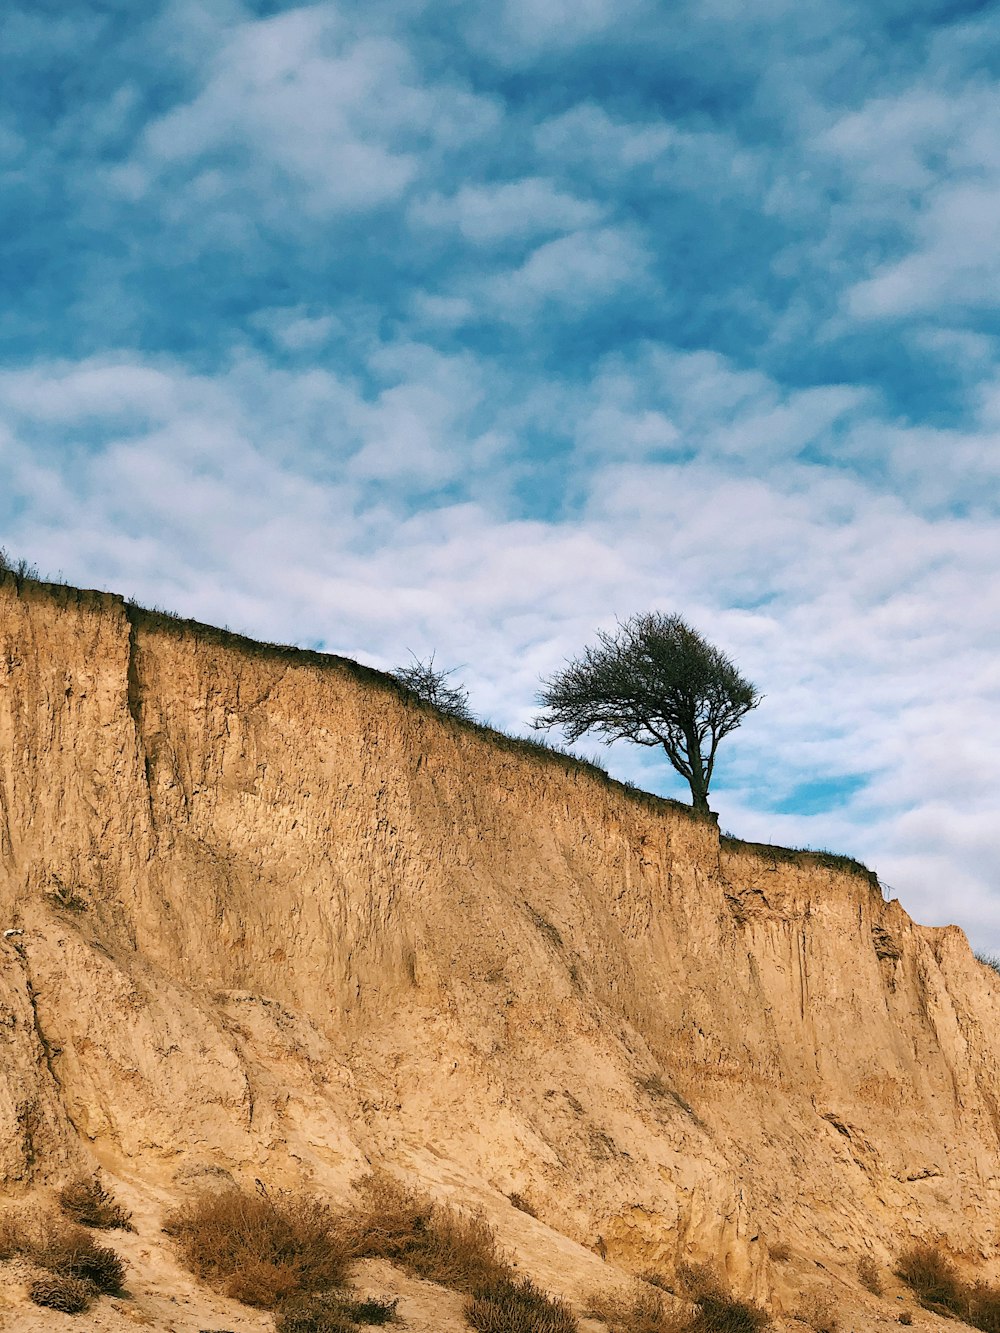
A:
3 0 1000 947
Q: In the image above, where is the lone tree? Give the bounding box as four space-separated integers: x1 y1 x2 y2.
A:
393 652 474 722
534 612 760 815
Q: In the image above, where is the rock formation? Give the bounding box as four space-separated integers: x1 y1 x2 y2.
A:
1 574 999 1324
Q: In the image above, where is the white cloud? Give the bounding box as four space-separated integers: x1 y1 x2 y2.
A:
463 0 652 65
410 178 604 246
127 4 499 224
250 307 339 352
848 183 1000 317
533 104 675 172
478 226 652 319
814 85 1000 320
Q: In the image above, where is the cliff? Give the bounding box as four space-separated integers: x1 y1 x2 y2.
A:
1 574 999 1327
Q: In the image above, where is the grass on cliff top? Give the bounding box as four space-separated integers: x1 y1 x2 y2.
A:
719 834 878 887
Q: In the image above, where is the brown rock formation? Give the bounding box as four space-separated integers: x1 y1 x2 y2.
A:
2 573 999 1316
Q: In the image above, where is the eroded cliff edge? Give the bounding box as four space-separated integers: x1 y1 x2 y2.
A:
1 575 999 1304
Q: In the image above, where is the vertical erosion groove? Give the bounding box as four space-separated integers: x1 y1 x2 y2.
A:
125 606 155 821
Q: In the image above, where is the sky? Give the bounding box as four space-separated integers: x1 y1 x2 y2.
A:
2 0 999 947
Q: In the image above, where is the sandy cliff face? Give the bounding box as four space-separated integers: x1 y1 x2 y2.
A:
1 574 999 1311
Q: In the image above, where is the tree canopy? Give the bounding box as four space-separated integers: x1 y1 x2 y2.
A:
534 612 760 815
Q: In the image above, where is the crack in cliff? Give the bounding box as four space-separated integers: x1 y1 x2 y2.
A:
125 604 156 822
10 941 83 1145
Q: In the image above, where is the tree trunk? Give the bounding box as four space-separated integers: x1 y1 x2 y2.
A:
689 788 711 816
682 734 711 815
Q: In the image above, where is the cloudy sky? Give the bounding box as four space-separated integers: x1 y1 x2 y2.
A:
3 0 999 947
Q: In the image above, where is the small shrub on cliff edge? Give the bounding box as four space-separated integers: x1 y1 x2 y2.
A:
508 1192 537 1218
857 1255 882 1296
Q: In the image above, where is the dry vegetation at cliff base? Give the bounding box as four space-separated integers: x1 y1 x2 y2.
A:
163 1172 575 1332
0 1178 129 1316
896 1243 1000 1331
587 1264 769 1333
162 1174 776 1333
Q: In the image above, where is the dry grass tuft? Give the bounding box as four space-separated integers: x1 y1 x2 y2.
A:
275 1291 399 1332
508 1193 537 1218
164 1187 348 1308
226 1258 304 1308
967 1282 1000 1333
276 1300 357 1333
58 1174 133 1230
587 1285 689 1333
0 1211 21 1261
895 1244 964 1315
346 1171 508 1293
856 1256 882 1296
466 1276 578 1333
895 1245 1000 1332
29 1273 94 1313
678 1266 769 1333
796 1293 838 1333
588 1274 770 1333
0 1206 126 1296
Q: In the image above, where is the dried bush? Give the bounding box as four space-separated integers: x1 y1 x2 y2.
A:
29 1273 94 1314
340 1295 399 1325
587 1285 688 1333
508 1193 537 1218
164 1187 348 1308
0 1210 22 1261
466 1276 578 1333
856 1256 882 1296
967 1282 1000 1333
895 1244 964 1315
58 1174 133 1230
0 1207 125 1296
898 1314 912 1326
346 1172 507 1293
796 1293 837 1333
227 1258 304 1307
276 1298 357 1333
678 1267 768 1333
768 1243 790 1263
35 1219 126 1293
276 1291 399 1331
